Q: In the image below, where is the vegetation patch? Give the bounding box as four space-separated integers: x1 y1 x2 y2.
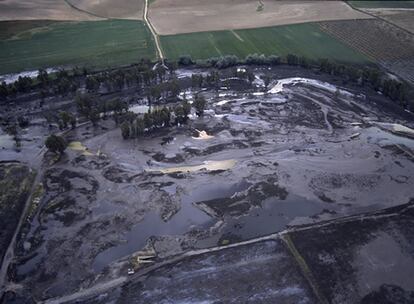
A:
160 23 370 64
0 19 156 74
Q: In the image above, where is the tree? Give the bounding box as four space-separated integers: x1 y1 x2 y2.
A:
191 74 203 88
215 55 238 69
150 85 161 101
287 54 299 66
58 111 76 129
45 135 67 154
6 124 19 146
247 71 255 85
268 55 281 65
89 109 100 126
120 122 130 139
299 56 310 68
143 112 154 129
37 69 49 86
245 53 268 65
15 76 32 93
134 118 145 136
0 81 8 99
76 92 100 125
174 105 186 125
86 76 100 92
161 107 171 126
70 115 77 129
168 79 180 98
178 55 193 66
193 95 207 116
182 100 191 117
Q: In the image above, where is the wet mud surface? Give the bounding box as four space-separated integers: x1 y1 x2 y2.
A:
1 66 414 302
73 201 414 304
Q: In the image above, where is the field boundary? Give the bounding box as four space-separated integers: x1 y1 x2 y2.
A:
63 0 108 19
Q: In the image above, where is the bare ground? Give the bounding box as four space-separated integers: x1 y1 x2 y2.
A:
0 0 144 21
0 0 101 21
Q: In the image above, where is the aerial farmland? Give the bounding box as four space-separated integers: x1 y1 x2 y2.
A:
0 1 414 304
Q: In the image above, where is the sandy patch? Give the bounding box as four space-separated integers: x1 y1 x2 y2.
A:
147 159 236 173
68 141 94 156
149 0 371 35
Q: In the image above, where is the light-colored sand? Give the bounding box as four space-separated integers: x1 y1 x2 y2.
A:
149 0 371 35
147 160 236 173
0 0 144 21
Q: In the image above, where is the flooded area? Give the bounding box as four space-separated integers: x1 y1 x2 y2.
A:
1 66 414 302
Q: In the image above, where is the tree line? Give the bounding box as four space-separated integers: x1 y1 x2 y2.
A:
179 53 411 107
1 53 410 109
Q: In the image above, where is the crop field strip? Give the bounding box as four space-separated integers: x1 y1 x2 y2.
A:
160 23 371 64
149 0 371 35
319 19 414 83
0 19 156 74
348 1 414 9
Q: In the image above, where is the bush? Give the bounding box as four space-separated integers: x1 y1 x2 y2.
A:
193 95 207 116
45 135 67 154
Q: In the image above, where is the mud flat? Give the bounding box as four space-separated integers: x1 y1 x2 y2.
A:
68 201 414 304
0 162 35 264
1 66 414 302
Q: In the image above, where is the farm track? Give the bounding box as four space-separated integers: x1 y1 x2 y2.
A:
143 0 164 62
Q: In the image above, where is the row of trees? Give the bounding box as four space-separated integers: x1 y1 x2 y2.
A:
85 60 177 94
0 67 88 99
120 107 172 139
178 53 282 69
1 52 410 110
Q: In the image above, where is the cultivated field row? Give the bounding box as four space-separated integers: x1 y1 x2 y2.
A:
319 19 414 83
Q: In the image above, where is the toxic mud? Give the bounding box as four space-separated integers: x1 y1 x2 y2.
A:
1 66 413 302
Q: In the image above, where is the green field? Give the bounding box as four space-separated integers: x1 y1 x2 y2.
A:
348 1 414 8
0 20 156 74
160 23 370 64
